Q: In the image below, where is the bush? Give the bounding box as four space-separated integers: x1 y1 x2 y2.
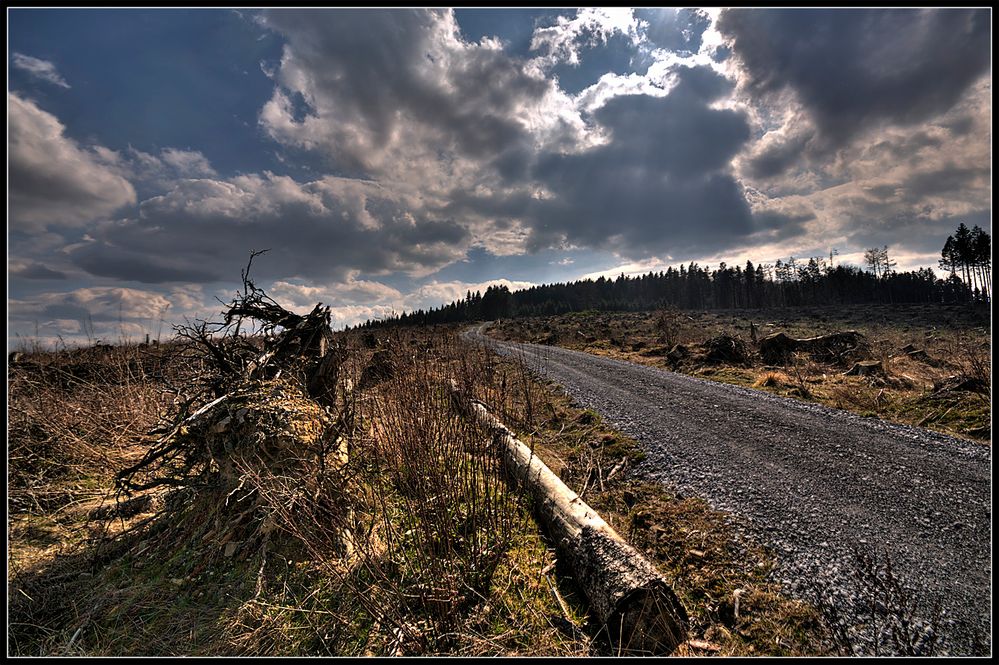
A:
655 305 684 349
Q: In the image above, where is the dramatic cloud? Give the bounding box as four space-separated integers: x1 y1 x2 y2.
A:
444 65 794 261
67 173 470 284
257 8 577 194
636 8 711 54
266 275 536 327
6 9 992 347
91 146 219 191
715 8 992 269
12 52 70 88
253 10 816 265
530 8 645 67
270 276 403 311
528 84 753 252
739 75 991 262
720 8 991 162
9 93 137 231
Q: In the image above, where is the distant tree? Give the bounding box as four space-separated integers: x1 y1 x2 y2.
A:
940 224 991 301
939 235 959 276
954 223 973 287
882 246 897 277
970 226 991 300
865 246 883 278
481 285 513 320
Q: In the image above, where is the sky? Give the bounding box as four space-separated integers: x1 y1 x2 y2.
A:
7 7 992 347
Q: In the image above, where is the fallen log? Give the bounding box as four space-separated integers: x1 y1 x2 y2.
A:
451 382 688 655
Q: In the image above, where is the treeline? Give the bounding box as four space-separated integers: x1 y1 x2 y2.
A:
362 226 991 329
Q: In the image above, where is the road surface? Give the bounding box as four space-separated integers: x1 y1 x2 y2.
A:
466 326 991 655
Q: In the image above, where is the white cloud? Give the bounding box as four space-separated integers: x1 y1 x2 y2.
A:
530 8 646 68
269 275 403 311
159 148 218 177
67 170 473 285
12 53 70 88
573 71 666 114
9 93 137 231
95 146 219 184
266 276 538 329
257 9 590 194
410 278 535 311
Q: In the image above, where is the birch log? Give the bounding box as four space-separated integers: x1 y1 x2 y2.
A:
451 383 689 654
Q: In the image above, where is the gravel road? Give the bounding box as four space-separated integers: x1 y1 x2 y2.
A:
466 327 991 656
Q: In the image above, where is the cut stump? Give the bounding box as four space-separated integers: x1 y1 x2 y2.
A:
844 360 884 376
760 330 866 365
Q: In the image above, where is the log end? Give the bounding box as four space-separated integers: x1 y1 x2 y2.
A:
576 525 690 655
609 580 689 655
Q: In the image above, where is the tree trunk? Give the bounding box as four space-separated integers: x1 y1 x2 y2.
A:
451 383 689 654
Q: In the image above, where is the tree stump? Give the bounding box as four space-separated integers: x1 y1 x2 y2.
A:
760 330 866 365
844 360 884 376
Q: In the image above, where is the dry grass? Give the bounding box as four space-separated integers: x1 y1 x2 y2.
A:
7 329 596 656
7 343 190 511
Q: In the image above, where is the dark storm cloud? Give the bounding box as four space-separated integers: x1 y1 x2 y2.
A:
719 8 990 165
867 131 944 164
527 169 758 258
902 165 990 199
671 64 734 103
554 69 748 180
941 115 975 137
530 69 755 256
489 144 534 183
744 129 813 180
257 11 818 266
448 66 808 259
747 207 815 244
70 246 221 284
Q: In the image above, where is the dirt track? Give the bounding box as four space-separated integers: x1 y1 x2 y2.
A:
466 326 991 656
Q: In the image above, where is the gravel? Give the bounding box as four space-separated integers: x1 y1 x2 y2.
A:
468 328 991 656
